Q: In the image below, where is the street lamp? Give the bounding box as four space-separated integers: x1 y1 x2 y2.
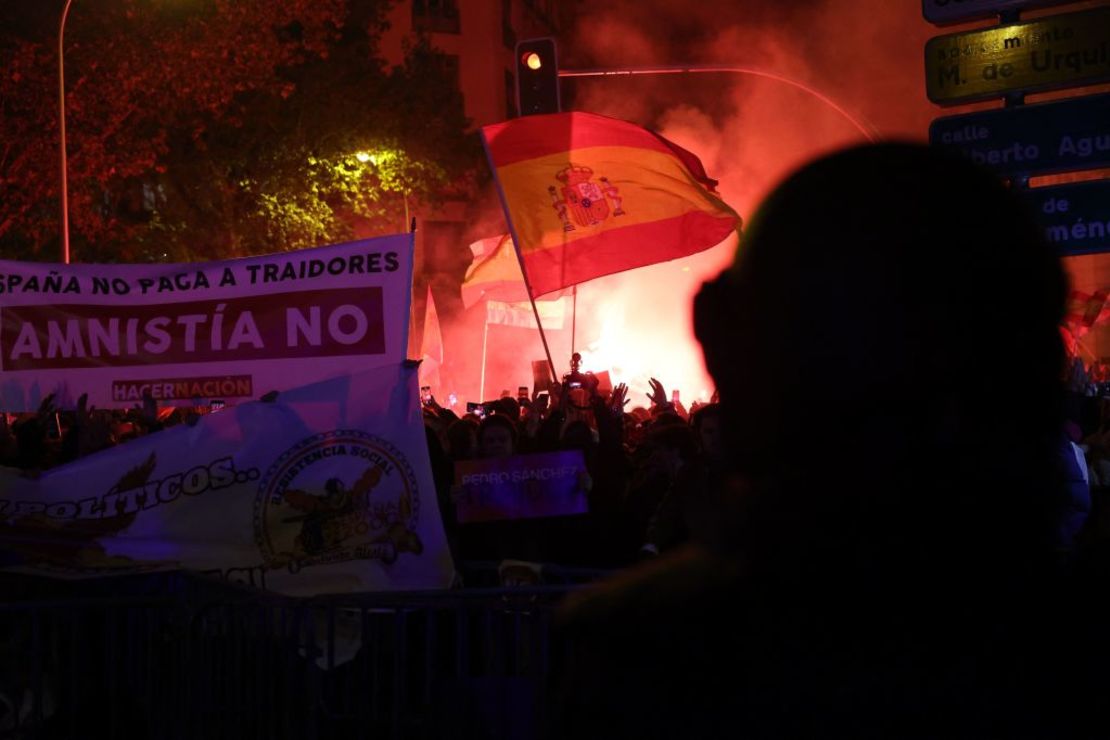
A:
58 0 75 264
352 149 410 231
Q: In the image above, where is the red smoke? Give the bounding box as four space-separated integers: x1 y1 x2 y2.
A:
433 0 1110 405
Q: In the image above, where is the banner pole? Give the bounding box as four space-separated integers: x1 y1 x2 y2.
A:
402 228 416 361
479 317 489 402
571 285 577 354
479 130 559 385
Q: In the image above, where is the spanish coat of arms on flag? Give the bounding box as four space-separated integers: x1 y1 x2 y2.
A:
481 111 741 298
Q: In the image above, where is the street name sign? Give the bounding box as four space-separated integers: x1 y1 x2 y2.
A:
923 0 1080 26
925 7 1110 104
1028 179 1110 256
929 94 1110 177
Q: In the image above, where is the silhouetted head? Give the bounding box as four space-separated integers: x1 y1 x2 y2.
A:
446 418 478 460
643 421 699 479
561 419 596 453
478 413 518 458
490 396 521 420
693 143 1065 576
690 403 722 460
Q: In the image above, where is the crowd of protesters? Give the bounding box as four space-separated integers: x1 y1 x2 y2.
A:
6 345 1110 581
9 348 1110 573
420 355 729 570
0 359 736 574
0 392 216 474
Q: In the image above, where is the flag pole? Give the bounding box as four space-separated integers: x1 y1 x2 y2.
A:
479 130 560 385
514 248 560 385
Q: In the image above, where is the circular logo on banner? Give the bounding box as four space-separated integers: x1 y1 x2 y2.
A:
254 430 423 572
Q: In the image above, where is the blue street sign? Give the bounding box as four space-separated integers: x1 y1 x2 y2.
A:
1027 179 1110 256
930 94 1110 178
923 0 1077 26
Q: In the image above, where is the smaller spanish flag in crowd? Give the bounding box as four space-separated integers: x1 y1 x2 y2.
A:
480 111 741 298
461 234 525 308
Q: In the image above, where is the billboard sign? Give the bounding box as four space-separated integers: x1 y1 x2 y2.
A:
925 7 1110 104
929 94 1110 177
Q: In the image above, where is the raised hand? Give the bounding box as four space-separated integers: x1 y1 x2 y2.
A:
76 393 92 426
140 390 158 425
36 393 57 420
610 382 630 414
647 378 668 408
78 410 114 456
550 381 565 410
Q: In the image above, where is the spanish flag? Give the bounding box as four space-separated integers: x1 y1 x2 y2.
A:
481 111 741 298
461 234 525 308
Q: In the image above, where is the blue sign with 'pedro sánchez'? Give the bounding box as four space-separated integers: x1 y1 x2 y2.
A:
1028 179 1110 257
930 94 1110 178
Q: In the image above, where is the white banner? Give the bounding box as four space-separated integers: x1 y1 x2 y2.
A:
0 363 454 595
486 297 566 330
0 234 413 411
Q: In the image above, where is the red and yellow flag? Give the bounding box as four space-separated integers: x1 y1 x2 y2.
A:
480 111 740 298
461 234 526 308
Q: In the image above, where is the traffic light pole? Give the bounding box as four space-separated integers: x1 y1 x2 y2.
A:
557 64 876 141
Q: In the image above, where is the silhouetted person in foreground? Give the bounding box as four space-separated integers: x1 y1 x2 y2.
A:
555 144 1104 738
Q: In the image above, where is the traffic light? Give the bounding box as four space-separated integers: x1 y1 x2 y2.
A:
515 38 560 116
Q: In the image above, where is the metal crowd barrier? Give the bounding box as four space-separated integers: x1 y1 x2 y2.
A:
0 569 599 740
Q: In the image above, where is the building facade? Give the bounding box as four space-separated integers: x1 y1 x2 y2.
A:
380 0 562 127
378 1 570 386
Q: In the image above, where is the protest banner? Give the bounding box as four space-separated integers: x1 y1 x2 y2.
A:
594 370 613 396
532 359 554 394
452 450 588 524
486 297 567 330
0 233 413 411
0 363 454 596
